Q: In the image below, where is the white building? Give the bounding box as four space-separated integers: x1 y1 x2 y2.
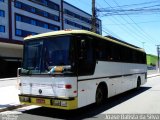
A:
0 0 102 78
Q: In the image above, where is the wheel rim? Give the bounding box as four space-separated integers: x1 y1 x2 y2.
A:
96 88 103 105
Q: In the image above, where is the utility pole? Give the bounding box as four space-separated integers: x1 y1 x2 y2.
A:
157 45 160 72
91 0 96 33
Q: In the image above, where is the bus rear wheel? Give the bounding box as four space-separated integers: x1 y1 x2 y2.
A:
136 78 141 90
96 86 105 106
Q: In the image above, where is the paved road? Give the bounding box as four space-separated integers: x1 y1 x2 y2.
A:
1 76 160 120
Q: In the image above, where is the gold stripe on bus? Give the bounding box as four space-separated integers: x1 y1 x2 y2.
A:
19 96 78 110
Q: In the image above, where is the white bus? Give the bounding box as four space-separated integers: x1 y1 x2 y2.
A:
18 30 147 110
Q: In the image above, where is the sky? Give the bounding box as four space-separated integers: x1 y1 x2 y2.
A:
65 0 160 55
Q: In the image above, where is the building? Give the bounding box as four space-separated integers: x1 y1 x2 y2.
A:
0 0 102 78
63 1 101 34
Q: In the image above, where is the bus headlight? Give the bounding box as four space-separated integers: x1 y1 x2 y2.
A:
52 100 67 107
20 97 30 102
61 101 67 107
53 100 61 106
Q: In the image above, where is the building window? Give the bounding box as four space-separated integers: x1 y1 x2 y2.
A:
29 0 59 11
48 2 59 11
42 0 48 6
0 10 5 17
44 23 48 29
0 25 5 33
49 25 60 31
16 15 22 21
16 29 22 36
53 15 59 21
31 7 36 13
49 14 59 21
14 1 60 22
15 1 22 8
43 11 48 17
15 29 37 37
65 19 90 31
31 19 36 25
15 14 60 31
64 9 94 25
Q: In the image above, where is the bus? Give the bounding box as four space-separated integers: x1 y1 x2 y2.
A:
18 30 147 110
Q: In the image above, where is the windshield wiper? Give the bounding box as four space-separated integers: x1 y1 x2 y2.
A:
21 68 32 75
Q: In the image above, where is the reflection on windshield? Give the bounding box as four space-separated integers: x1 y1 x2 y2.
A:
23 41 43 72
22 36 73 74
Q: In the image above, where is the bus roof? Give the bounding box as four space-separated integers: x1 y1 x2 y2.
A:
24 30 145 52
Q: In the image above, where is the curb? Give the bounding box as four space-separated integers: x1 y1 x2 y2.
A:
147 74 160 78
0 104 27 113
0 77 18 81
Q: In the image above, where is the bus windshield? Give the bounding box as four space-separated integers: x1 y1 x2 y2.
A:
22 35 74 74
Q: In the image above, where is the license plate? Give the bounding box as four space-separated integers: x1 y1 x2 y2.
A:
36 98 45 104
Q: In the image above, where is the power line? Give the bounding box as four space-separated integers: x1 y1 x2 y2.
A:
101 0 155 52
102 27 123 40
95 1 141 39
104 20 160 25
76 0 125 37
97 4 160 16
100 1 145 45
95 0 139 40
102 0 160 9
97 0 160 16
112 0 158 44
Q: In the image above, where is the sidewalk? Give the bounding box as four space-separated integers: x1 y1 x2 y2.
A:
0 77 22 112
0 73 160 112
0 86 21 112
147 73 160 78
147 70 160 78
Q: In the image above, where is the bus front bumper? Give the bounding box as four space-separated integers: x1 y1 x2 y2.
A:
19 94 77 110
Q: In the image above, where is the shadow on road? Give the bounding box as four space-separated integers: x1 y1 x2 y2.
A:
23 87 151 120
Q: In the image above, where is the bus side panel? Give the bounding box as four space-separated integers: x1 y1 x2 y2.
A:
77 79 107 108
77 61 147 108
77 77 123 108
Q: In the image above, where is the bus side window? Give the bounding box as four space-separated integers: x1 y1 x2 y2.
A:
77 35 95 75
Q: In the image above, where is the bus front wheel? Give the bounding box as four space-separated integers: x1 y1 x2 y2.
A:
96 85 105 105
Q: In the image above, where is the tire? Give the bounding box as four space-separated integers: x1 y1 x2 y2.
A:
96 86 105 106
136 78 141 90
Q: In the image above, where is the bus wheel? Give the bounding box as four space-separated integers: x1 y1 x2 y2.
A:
96 86 105 106
136 77 141 90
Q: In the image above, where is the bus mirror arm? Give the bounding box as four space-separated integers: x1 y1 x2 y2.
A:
17 68 22 77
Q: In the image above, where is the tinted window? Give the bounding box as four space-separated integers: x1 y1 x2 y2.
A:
23 36 74 74
77 35 96 75
94 37 146 64
0 25 5 32
0 10 5 17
